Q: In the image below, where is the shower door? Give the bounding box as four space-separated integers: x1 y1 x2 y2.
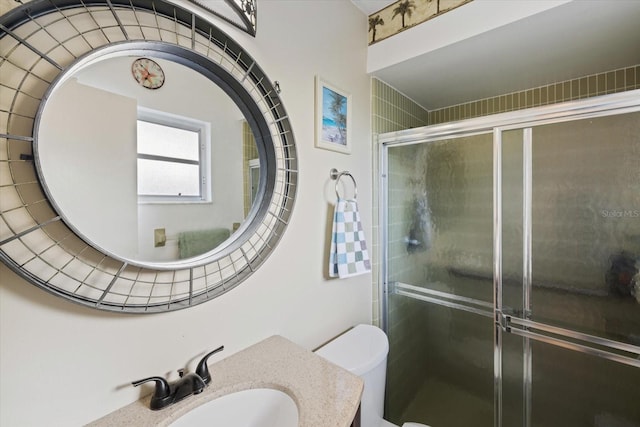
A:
380 92 640 427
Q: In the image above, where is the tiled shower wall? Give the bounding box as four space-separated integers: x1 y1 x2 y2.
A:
371 78 429 326
429 65 640 124
370 65 640 417
242 121 258 216
372 64 640 326
371 78 430 417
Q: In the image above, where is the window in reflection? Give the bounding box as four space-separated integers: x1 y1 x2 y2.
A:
137 108 210 202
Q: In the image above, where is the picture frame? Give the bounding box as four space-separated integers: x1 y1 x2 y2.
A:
315 75 352 154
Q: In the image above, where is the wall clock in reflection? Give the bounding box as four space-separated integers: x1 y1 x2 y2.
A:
0 0 298 313
131 58 165 90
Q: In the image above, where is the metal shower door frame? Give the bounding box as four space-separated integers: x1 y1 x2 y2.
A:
378 89 640 427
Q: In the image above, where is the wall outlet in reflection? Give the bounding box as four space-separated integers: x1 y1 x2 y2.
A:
154 228 166 247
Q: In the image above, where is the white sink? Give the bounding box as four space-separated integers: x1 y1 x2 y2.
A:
169 388 298 427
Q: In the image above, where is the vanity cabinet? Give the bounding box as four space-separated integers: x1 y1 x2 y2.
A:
351 404 361 427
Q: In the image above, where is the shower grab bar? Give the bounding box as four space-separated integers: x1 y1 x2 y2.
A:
330 168 357 199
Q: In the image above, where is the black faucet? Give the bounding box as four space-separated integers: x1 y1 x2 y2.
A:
132 346 224 410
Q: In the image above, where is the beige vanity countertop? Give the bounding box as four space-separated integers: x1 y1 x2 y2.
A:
88 335 363 427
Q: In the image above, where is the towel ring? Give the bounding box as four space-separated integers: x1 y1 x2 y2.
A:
330 168 358 199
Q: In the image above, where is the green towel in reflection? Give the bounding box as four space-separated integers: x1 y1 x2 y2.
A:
178 228 231 259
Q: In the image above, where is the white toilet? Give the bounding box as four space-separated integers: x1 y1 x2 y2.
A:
315 324 430 427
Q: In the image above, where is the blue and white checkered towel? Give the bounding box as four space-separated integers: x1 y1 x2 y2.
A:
329 198 371 278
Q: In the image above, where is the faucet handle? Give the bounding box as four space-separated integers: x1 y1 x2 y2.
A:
195 345 224 385
131 376 172 410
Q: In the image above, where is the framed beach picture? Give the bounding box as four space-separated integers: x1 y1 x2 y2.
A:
315 76 351 154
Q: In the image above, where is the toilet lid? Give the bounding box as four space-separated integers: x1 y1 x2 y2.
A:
315 324 389 376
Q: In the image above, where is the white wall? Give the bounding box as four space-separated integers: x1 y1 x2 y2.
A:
37 79 139 258
0 1 372 425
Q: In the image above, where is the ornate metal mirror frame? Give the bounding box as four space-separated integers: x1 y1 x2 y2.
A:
0 0 297 313
188 0 257 36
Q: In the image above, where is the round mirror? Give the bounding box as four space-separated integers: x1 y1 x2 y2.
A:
0 0 297 312
36 47 260 264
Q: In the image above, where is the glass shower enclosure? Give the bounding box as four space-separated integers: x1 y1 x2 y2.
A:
379 90 640 427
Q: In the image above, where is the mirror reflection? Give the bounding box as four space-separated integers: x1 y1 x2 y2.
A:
36 53 260 263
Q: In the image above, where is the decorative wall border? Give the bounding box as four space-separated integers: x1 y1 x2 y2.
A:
368 0 472 45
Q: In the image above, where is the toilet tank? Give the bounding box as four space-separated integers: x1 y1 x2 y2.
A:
315 324 389 427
